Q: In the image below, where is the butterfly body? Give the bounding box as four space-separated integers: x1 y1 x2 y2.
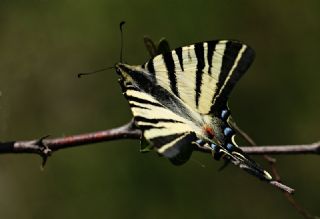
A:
116 40 272 181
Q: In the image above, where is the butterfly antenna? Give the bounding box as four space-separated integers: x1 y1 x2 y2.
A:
77 67 114 78
119 21 126 63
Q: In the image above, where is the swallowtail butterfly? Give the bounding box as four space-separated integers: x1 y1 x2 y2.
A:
116 40 272 182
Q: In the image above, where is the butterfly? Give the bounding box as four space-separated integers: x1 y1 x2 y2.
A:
115 40 272 182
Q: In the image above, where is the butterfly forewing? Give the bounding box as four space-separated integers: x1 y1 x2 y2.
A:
143 40 255 115
122 83 200 158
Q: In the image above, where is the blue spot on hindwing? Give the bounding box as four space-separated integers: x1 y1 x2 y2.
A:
211 143 217 150
224 127 233 137
196 139 204 146
221 109 230 120
226 143 234 151
211 143 223 160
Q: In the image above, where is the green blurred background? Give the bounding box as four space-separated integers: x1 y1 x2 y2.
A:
0 1 319 218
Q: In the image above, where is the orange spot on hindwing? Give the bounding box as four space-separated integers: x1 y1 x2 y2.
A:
203 125 215 139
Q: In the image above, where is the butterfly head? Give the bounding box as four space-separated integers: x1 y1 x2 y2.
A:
115 63 131 75
116 63 146 78
115 63 135 84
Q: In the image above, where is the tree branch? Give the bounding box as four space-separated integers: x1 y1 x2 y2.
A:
0 119 318 194
0 120 139 155
1 121 319 157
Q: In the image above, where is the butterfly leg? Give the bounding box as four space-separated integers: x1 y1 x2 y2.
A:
210 143 227 160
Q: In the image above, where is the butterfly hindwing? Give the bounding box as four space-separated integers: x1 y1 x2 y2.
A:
120 74 200 160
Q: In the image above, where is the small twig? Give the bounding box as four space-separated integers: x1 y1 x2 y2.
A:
283 192 316 219
231 122 276 161
194 143 320 155
269 181 294 194
240 144 320 155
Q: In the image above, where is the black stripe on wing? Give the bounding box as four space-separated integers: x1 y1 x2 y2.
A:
125 95 164 108
221 45 255 101
138 124 165 130
168 132 198 165
151 132 197 161
163 52 179 97
147 60 156 79
211 42 242 107
210 42 255 114
175 47 184 71
129 103 150 110
135 116 183 124
194 42 205 108
126 85 140 92
207 40 218 75
151 133 184 148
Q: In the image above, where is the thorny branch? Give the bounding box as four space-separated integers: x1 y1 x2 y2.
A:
1 120 319 157
0 119 319 194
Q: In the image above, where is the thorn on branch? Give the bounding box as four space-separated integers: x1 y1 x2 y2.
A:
36 135 52 168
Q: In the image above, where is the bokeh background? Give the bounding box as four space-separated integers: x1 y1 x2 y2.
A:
0 1 319 218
